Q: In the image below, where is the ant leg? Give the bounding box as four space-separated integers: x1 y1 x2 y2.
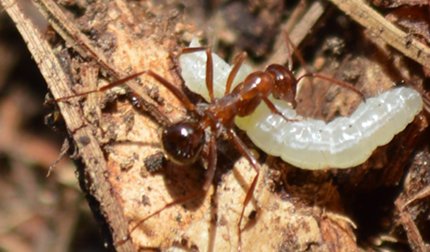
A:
182 46 247 97
205 50 215 101
116 190 206 246
144 70 197 111
262 97 298 122
182 47 217 101
202 127 218 191
225 52 248 95
55 71 151 101
117 126 218 247
227 128 260 252
297 73 366 101
181 46 207 54
56 70 197 112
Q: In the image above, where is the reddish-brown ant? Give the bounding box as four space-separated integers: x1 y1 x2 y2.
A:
57 32 364 250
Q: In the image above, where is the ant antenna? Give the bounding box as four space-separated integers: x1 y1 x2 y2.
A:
283 30 365 102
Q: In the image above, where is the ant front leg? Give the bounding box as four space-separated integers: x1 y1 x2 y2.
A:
202 49 246 101
225 52 248 95
262 97 299 122
181 46 217 102
205 49 215 101
181 45 250 100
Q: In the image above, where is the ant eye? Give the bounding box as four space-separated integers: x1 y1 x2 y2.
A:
161 121 205 166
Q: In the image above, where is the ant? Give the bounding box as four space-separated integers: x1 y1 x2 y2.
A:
57 31 364 251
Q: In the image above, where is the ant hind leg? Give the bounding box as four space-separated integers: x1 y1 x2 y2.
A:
227 128 260 252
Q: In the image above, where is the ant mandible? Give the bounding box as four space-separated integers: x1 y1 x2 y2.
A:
57 32 364 251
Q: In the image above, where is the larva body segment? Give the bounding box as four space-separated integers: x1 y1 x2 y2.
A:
236 87 422 169
179 40 423 170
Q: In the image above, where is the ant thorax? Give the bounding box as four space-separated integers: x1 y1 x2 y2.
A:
180 40 423 170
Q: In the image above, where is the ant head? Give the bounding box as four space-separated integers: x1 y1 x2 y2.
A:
266 64 297 108
161 120 205 166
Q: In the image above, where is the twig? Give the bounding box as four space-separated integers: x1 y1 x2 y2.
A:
328 0 430 68
0 0 136 251
395 198 428 252
268 1 328 66
32 0 170 125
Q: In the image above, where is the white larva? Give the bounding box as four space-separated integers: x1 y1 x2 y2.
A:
179 40 423 170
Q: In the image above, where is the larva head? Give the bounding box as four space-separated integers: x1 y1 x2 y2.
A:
161 121 205 166
266 64 297 108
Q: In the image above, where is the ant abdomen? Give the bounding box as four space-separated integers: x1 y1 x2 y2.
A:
161 120 205 166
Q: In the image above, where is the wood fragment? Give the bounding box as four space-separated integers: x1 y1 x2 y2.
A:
328 0 430 68
395 198 429 252
268 1 328 66
0 0 136 251
2 0 429 251
32 0 170 125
